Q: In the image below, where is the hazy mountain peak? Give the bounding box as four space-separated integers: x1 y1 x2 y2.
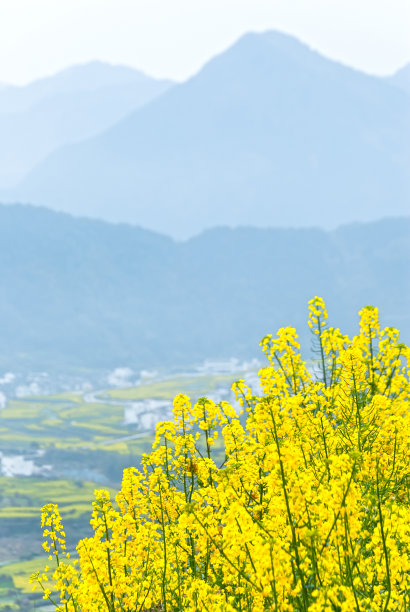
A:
28 60 165 94
3 29 409 238
0 61 174 188
191 28 369 94
243 29 314 54
0 61 172 115
202 29 316 71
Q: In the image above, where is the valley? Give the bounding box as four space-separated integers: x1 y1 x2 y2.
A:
0 361 258 610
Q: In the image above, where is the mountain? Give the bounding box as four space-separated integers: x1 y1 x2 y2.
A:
0 62 170 113
0 62 173 187
388 63 410 95
0 203 408 373
3 31 409 239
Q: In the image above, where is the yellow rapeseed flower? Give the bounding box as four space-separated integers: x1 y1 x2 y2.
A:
33 298 410 611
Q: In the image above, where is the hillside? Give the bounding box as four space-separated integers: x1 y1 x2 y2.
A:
0 62 173 187
3 30 409 238
388 62 410 95
0 203 408 373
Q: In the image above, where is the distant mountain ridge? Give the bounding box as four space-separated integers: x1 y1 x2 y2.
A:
0 203 408 373
0 61 173 187
2 30 409 238
0 60 173 114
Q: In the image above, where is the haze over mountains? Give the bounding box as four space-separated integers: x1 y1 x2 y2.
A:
0 62 173 187
1 30 409 239
0 30 408 374
0 204 408 373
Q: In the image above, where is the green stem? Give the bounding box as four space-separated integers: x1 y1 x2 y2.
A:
158 486 168 612
317 318 327 388
319 462 356 556
377 463 391 612
271 414 309 611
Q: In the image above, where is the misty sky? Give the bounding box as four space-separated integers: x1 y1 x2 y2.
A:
1 0 409 85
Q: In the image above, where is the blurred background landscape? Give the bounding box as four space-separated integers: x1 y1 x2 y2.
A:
0 1 409 608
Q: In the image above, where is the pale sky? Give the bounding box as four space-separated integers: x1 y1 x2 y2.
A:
0 0 409 85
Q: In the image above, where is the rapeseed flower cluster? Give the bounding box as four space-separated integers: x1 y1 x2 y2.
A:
32 298 410 610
